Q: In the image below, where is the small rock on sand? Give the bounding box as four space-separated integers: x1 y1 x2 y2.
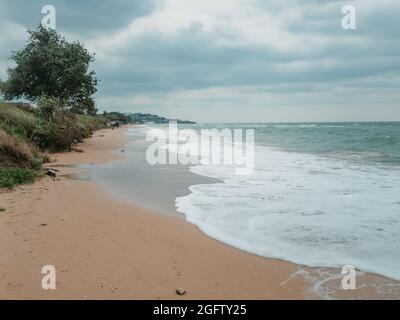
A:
176 288 186 295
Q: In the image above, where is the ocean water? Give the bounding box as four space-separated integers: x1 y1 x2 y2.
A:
86 123 400 284
165 122 400 281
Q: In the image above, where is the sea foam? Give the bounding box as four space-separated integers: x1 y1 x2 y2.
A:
176 145 400 281
128 124 400 281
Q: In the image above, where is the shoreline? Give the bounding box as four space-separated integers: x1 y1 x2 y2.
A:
0 126 314 299
1 126 398 299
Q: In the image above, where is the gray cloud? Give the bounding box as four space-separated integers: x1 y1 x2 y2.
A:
0 0 160 35
1 0 399 121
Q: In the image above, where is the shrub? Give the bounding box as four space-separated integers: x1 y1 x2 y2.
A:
34 96 65 120
33 97 77 151
31 157 43 170
76 114 106 134
0 98 106 188
33 115 75 152
28 97 105 152
0 121 26 139
103 111 130 124
0 167 36 188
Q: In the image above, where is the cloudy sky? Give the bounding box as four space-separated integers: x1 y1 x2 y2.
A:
0 0 399 122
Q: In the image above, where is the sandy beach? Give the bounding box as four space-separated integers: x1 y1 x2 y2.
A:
2 126 400 300
0 126 316 299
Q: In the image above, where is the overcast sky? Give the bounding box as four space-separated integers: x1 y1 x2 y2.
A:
0 0 399 122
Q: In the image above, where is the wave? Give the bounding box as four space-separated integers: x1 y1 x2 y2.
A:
176 145 400 281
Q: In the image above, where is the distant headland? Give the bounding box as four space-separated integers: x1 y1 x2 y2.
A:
130 113 196 124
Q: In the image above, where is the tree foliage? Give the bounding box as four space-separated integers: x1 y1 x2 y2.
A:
0 26 98 115
102 111 131 124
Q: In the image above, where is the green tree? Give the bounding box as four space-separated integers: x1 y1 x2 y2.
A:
0 26 98 114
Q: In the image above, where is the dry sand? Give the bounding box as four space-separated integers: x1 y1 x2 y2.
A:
2 126 397 300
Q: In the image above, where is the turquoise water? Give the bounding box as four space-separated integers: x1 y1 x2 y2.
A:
83 122 400 282
172 122 400 281
190 122 400 166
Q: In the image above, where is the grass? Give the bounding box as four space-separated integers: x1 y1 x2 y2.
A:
0 167 37 188
0 128 36 168
76 114 107 129
75 114 107 140
0 103 37 139
0 102 107 153
0 101 107 188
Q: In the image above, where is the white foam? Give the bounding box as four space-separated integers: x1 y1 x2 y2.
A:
176 145 400 281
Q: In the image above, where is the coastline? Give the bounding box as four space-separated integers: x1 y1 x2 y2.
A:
0 126 314 299
1 126 398 299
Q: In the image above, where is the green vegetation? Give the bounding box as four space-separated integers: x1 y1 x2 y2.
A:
0 100 107 164
76 114 108 133
0 101 107 187
0 26 112 187
0 103 38 139
0 167 37 188
102 111 131 124
0 26 98 115
30 157 43 170
31 97 106 152
0 123 38 168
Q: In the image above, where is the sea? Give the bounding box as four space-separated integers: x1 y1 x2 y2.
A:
79 122 400 289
